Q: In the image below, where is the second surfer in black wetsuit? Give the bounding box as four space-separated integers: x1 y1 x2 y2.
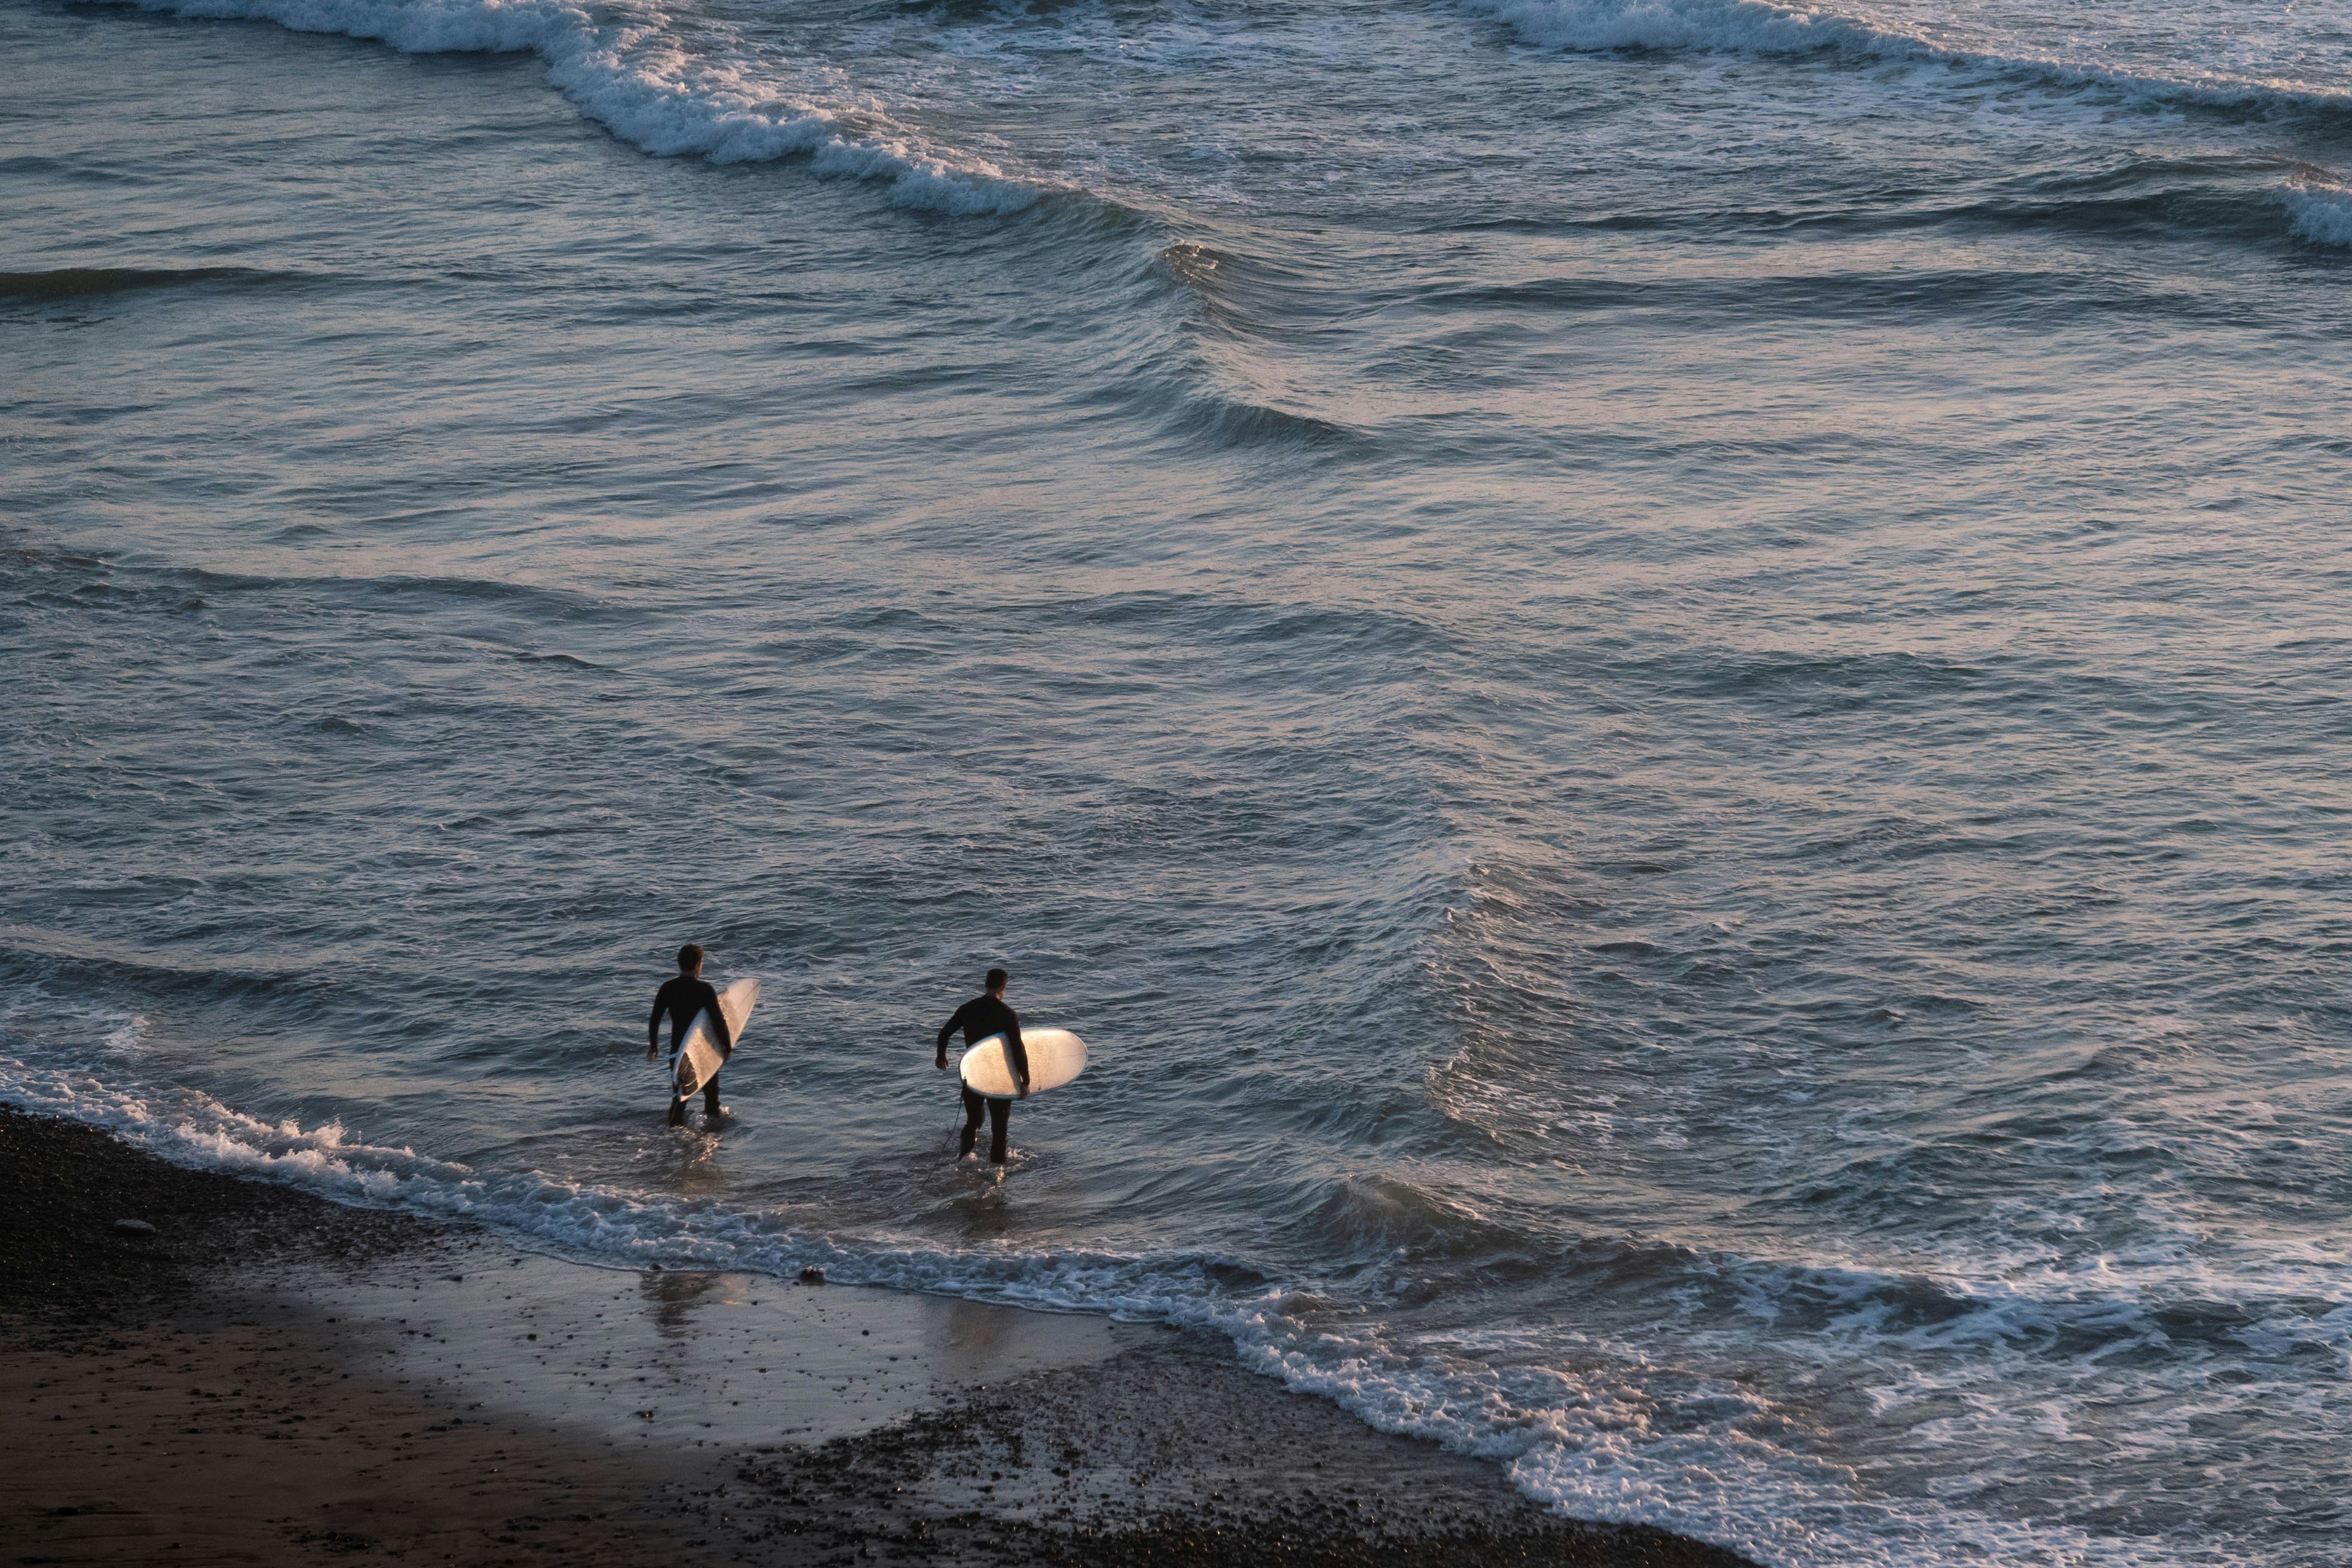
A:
935 967 1028 1164
647 943 733 1128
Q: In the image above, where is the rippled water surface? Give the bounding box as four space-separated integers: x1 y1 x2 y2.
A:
4 0 2349 1561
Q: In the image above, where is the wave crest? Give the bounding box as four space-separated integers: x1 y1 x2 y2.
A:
115 0 1045 214
1474 0 1869 54
2283 180 2352 249
1466 0 2352 119
0 265 293 301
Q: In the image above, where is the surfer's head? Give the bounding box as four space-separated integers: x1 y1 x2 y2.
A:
678 944 705 975
985 967 1009 996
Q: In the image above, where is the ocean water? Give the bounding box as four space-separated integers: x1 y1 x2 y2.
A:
4 0 2349 1561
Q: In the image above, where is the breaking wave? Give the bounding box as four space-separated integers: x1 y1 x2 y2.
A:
109 0 1046 214
2281 180 2352 249
1466 0 2352 120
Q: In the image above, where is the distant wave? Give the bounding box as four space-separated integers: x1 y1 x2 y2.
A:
0 265 301 301
109 0 1048 214
1468 0 2352 119
1471 0 1875 56
6 542 648 629
1410 155 2352 262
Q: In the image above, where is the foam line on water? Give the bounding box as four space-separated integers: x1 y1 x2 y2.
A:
0 1048 2286 1568
1464 0 2352 118
108 0 1045 214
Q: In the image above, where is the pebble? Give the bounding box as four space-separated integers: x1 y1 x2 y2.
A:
113 1218 157 1235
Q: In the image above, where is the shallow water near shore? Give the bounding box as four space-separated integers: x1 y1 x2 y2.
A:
3 0 2348 1562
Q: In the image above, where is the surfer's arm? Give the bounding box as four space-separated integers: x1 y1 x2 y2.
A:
646 984 669 1060
935 1002 971 1068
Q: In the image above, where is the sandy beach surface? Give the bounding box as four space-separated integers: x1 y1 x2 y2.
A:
1 1108 1753 1568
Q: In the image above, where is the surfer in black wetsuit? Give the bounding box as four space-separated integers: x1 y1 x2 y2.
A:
647 944 733 1127
935 967 1028 1164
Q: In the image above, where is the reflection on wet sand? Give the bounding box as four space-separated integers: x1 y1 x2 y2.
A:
640 1264 730 1339
278 1247 1132 1452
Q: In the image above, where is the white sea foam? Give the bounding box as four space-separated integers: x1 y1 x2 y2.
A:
2 1046 2314 1568
2282 181 2352 249
1463 0 2352 118
1471 0 1878 55
115 0 1043 213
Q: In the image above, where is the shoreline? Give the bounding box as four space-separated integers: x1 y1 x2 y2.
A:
1 1106 1756 1567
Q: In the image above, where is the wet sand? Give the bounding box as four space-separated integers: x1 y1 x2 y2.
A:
0 1107 1755 1567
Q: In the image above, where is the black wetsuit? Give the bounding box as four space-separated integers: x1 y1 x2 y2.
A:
649 975 733 1125
936 995 1028 1163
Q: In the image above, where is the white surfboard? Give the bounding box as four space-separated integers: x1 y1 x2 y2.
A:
958 1028 1085 1101
673 978 760 1101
